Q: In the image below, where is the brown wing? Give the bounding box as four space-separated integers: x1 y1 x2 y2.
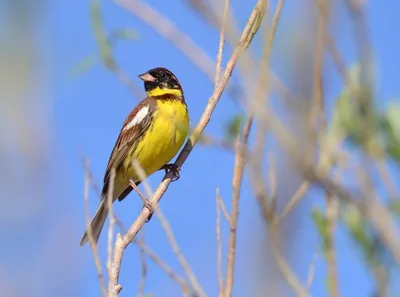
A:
101 97 156 198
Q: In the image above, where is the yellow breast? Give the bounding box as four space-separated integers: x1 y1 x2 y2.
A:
127 99 189 181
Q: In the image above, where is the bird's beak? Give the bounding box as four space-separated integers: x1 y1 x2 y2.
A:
138 72 156 82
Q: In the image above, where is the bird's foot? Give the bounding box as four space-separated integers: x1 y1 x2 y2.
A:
142 199 155 223
161 163 181 181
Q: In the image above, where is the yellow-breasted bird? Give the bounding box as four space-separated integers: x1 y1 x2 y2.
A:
80 67 189 246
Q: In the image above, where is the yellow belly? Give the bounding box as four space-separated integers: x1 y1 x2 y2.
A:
122 100 189 183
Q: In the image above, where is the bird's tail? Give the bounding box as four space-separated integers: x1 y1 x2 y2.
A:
80 198 109 246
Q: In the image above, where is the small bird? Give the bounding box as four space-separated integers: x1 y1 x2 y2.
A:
80 67 189 246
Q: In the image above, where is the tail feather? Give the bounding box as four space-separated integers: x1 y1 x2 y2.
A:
80 199 109 246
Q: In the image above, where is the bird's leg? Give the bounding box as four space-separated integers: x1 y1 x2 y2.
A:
160 163 181 181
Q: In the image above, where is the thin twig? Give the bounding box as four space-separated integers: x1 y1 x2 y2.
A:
137 232 147 297
199 134 235 153
325 192 340 297
306 0 328 164
84 160 107 297
134 238 196 296
306 252 319 290
130 162 206 297
250 0 284 221
214 0 230 85
269 231 309 297
280 181 310 221
218 194 231 224
82 160 196 296
326 35 348 84
269 152 277 214
223 4 270 296
107 168 116 271
223 116 253 297
129 179 149 206
157 207 207 297
216 188 224 297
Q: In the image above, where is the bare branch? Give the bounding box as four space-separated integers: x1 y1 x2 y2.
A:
137 232 147 297
280 181 310 221
306 252 319 290
107 169 116 271
224 116 253 297
217 193 231 224
84 160 107 297
268 152 277 214
130 161 206 297
214 0 230 85
82 160 197 296
270 232 309 297
250 0 285 220
107 2 268 294
325 193 340 297
157 207 206 297
216 188 224 297
134 238 195 296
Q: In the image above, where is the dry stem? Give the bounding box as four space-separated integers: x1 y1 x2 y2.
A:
84 160 107 297
216 189 224 297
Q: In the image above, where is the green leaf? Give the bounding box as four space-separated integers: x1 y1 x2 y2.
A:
388 200 400 217
311 208 330 252
90 0 115 69
69 54 97 78
328 64 361 143
225 115 243 141
382 101 400 161
341 204 377 265
108 28 138 45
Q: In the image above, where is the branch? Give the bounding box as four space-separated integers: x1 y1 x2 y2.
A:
107 1 268 295
83 160 107 297
131 159 206 297
223 115 253 297
269 231 310 297
134 238 196 296
82 160 197 296
136 232 147 297
107 169 116 272
216 189 224 297
250 0 284 218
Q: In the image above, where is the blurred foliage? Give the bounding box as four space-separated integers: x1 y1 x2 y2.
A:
69 54 98 78
342 204 381 266
317 63 400 287
389 200 400 217
225 114 243 141
329 64 400 162
69 0 137 78
91 0 115 68
311 208 330 253
378 102 400 161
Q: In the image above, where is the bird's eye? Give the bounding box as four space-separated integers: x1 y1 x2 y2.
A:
159 72 166 79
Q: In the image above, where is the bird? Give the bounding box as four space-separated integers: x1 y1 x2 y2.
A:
80 67 189 246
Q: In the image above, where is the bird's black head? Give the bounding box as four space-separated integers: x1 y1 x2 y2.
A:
138 67 182 95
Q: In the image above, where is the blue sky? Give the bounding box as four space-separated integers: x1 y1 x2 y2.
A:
6 0 398 296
